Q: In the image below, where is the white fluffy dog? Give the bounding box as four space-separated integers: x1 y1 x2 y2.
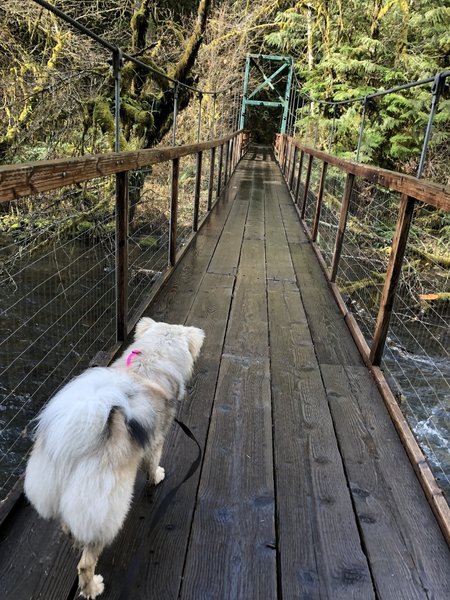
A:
24 318 204 599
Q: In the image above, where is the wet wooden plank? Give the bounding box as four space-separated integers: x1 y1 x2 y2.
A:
268 285 375 600
180 354 277 600
321 364 450 599
181 173 276 596
0 495 78 600
207 199 248 275
265 185 296 283
243 179 265 241
288 240 363 367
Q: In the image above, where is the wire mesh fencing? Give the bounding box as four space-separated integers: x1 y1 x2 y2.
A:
0 131 245 502
0 176 117 499
177 155 197 251
335 181 397 342
314 165 345 267
127 165 170 321
382 202 450 495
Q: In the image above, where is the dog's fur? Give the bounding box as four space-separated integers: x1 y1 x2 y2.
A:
24 318 204 599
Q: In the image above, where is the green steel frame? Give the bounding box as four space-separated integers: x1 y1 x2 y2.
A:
239 54 294 133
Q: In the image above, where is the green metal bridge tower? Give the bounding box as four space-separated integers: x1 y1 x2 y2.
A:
239 54 294 133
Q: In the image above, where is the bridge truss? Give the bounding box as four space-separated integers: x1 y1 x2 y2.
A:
239 54 294 133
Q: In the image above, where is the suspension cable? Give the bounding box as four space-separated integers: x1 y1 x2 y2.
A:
293 70 450 107
31 0 236 96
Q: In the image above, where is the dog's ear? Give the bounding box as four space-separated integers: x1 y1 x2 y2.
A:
134 317 156 339
186 327 205 360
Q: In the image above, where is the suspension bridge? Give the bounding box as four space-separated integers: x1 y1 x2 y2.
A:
0 2 450 599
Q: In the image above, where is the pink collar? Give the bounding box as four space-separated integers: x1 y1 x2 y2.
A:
126 349 142 368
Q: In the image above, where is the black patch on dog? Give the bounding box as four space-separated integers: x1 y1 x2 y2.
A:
106 406 150 449
126 418 150 449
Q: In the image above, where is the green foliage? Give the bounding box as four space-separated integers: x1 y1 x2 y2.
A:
138 235 158 248
264 0 450 178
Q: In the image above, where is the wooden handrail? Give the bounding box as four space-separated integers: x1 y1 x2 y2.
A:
284 136 450 211
277 133 450 361
0 131 242 203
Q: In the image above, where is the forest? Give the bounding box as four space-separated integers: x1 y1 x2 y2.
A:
0 1 449 263
0 1 448 173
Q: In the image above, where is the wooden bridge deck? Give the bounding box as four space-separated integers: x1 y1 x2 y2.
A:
1 148 450 599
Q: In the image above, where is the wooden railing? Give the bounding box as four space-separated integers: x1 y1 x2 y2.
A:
275 132 450 542
0 130 248 346
0 130 249 512
276 133 450 364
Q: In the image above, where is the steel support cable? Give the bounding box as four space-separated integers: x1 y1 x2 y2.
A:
31 0 236 96
292 70 450 108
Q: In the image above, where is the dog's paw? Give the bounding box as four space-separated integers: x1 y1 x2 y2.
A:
154 466 165 485
80 574 104 599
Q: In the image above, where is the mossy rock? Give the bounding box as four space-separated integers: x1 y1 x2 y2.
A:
137 235 158 248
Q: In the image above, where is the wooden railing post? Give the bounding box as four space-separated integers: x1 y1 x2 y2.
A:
217 143 224 198
289 145 298 191
169 157 179 266
116 171 129 341
330 172 355 282
207 146 215 210
278 135 285 167
295 150 304 205
370 194 416 365
224 140 230 186
301 154 314 218
231 134 237 171
312 161 328 241
193 151 202 232
236 133 240 166
282 137 290 175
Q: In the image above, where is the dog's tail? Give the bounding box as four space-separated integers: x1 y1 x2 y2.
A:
24 368 156 528
106 404 153 451
35 369 152 459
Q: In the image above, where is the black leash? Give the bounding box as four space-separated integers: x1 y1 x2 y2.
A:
118 418 202 600
146 417 202 528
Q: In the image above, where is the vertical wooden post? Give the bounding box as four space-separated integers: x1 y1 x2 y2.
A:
370 194 415 365
193 151 203 232
295 150 304 205
229 138 235 176
169 157 179 266
207 146 216 210
312 161 328 241
330 172 355 282
116 171 129 341
224 140 230 185
234 134 239 168
282 138 290 175
289 145 298 191
279 135 285 167
301 154 314 218
217 143 224 198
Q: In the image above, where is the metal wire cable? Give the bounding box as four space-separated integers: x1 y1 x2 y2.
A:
292 70 450 107
31 0 236 96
